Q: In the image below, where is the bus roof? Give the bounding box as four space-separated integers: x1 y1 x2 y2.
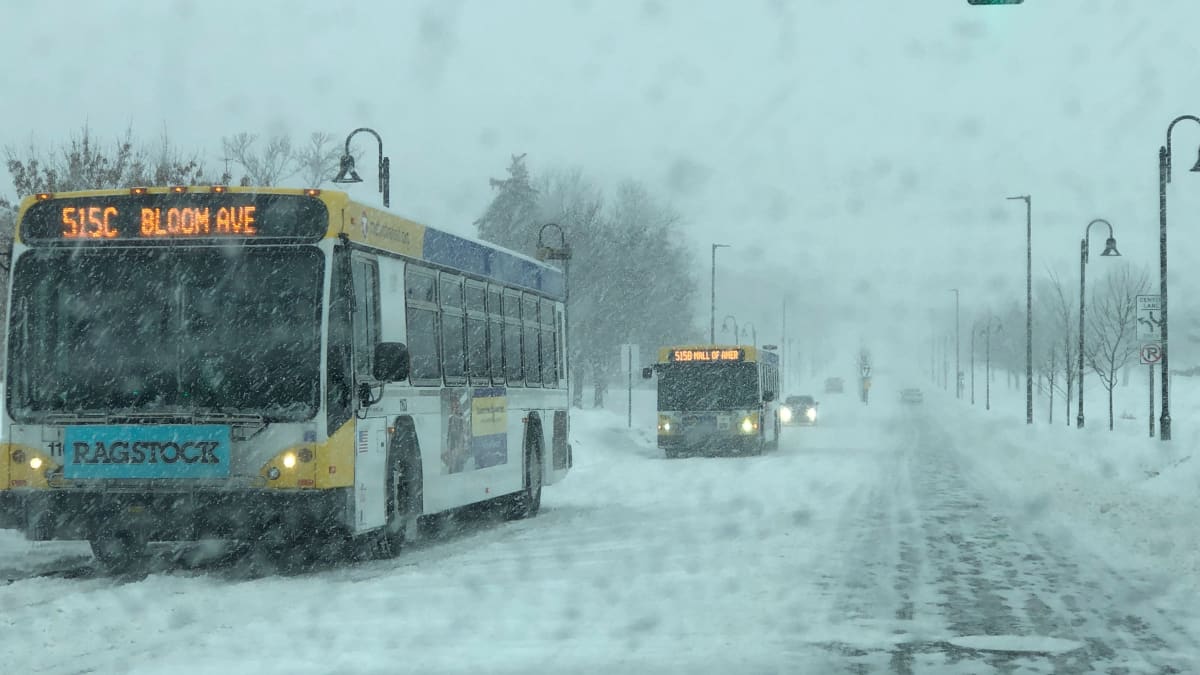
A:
15 186 566 300
656 345 776 364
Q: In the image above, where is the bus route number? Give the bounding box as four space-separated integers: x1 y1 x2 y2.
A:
61 206 119 239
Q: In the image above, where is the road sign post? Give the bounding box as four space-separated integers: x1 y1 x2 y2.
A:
619 344 639 429
1140 342 1162 438
1149 363 1156 438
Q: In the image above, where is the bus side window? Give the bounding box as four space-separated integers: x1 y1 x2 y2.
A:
406 265 441 385
486 284 505 385
503 290 523 385
521 293 540 388
440 273 466 385
465 281 488 384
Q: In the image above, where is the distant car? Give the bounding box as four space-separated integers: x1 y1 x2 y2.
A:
900 388 924 404
781 395 818 426
823 377 844 394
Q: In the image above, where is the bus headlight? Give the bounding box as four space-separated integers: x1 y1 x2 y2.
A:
282 452 297 469
29 457 43 470
657 416 673 434
740 416 756 434
779 406 793 423
806 408 817 422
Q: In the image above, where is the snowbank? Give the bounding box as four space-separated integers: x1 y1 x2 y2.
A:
924 379 1200 608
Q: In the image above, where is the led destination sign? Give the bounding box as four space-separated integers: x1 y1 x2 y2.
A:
670 349 743 362
22 193 327 244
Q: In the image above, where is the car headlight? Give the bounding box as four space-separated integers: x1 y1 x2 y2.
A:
806 408 817 421
740 416 756 433
658 415 673 433
779 406 793 422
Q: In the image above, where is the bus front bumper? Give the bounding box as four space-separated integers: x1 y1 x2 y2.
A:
0 487 349 542
659 435 759 456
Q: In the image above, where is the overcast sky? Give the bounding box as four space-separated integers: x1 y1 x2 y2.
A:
7 0 1200 372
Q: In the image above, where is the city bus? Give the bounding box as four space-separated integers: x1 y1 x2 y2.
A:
0 186 571 570
643 344 780 458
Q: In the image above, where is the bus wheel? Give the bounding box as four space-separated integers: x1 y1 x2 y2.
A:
90 530 150 576
381 424 422 558
506 432 543 520
749 436 765 456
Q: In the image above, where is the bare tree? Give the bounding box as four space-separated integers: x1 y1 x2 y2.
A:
296 132 344 187
4 123 215 272
1086 264 1149 430
221 132 297 185
0 197 14 272
6 123 212 195
1045 269 1079 425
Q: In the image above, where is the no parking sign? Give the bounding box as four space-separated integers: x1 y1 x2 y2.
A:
1140 343 1162 365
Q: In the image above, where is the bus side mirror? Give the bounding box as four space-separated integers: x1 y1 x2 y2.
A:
641 367 654 380
374 342 410 382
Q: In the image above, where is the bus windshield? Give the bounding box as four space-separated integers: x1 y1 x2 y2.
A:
657 362 760 411
6 246 324 422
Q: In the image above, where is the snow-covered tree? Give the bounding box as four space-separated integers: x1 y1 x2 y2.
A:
475 153 539 251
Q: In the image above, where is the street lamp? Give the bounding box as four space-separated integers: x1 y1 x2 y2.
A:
741 322 757 347
1075 218 1121 429
978 317 1002 411
332 127 391 208
970 318 978 405
710 244 731 343
950 289 960 399
1157 115 1200 441
721 315 739 344
536 223 573 404
1006 194 1033 425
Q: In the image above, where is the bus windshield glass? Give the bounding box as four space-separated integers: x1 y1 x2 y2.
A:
657 362 760 411
6 246 324 422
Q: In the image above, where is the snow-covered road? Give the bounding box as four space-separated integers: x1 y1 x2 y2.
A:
1 398 1196 674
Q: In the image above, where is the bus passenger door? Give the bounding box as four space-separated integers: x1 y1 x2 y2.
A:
354 416 388 532
352 255 388 533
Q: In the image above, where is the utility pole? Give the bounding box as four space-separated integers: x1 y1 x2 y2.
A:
781 297 788 390
710 244 730 343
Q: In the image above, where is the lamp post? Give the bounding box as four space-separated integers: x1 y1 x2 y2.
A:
332 127 391 208
721 315 739 344
979 317 1001 411
950 288 960 399
741 322 757 347
1006 194 1033 424
1075 218 1121 429
1157 115 1200 440
970 318 978 405
536 224 573 405
710 244 731 343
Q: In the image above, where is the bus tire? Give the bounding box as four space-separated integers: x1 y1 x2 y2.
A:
381 419 423 558
506 423 543 520
90 529 150 576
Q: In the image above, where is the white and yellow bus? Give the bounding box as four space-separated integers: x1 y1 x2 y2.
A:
644 345 780 458
0 186 570 570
